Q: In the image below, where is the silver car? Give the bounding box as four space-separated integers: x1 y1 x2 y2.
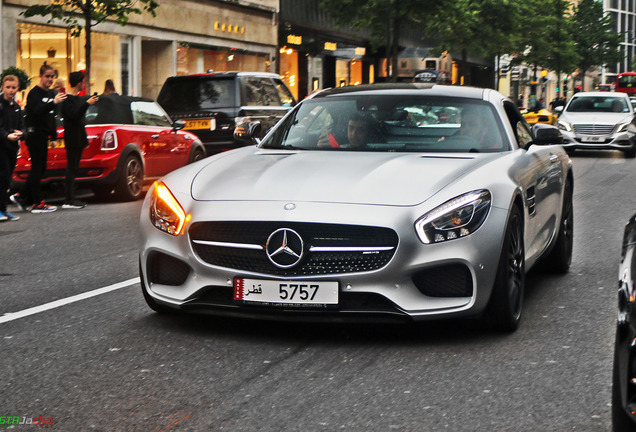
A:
557 91 636 157
139 84 573 332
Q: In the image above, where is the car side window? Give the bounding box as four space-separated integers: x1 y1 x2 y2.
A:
243 77 281 106
503 100 532 148
131 101 172 127
273 79 295 107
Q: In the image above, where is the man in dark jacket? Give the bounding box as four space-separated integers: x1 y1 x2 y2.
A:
10 64 66 213
0 74 24 221
61 71 98 209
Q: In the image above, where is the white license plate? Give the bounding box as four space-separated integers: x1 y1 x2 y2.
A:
234 278 338 306
581 135 605 143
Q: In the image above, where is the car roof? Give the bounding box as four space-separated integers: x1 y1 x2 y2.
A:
312 84 488 100
164 71 282 80
572 91 629 98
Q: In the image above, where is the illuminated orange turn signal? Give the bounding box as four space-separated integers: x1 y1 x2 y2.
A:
150 181 188 236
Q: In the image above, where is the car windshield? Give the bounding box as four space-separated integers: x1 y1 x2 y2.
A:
261 95 508 153
158 77 235 111
566 96 630 113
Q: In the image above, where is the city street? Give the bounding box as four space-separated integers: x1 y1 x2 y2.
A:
0 151 633 431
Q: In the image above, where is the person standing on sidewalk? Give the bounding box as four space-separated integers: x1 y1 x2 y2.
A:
10 64 66 213
0 74 24 222
61 71 98 209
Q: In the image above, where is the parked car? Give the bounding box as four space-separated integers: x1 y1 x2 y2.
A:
556 91 636 157
11 94 206 201
522 107 558 125
157 71 296 156
139 84 573 332
613 214 636 430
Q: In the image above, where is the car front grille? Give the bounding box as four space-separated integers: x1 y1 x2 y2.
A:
189 221 398 276
573 124 616 135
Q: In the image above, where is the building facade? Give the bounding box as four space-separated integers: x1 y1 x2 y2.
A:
603 0 636 85
1 0 279 101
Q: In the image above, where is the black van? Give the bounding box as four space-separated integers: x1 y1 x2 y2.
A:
157 72 296 156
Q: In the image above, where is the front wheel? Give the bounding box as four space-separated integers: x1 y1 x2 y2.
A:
115 154 144 201
612 328 636 431
486 206 525 333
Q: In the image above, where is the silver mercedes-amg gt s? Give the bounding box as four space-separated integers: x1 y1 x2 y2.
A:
139 84 573 332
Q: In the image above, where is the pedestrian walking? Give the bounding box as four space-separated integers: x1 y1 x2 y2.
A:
10 64 66 213
61 71 98 209
0 74 24 221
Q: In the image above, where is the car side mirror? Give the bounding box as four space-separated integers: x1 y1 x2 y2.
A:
554 106 564 115
172 120 186 132
234 121 262 144
530 123 563 146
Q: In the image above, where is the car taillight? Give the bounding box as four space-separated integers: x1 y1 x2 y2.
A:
101 130 118 150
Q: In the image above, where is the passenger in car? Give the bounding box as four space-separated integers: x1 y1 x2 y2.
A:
454 107 502 150
317 112 376 149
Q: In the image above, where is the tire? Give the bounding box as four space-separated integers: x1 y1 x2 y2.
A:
612 329 636 431
540 177 573 274
115 154 144 201
625 148 636 158
486 206 525 333
139 261 175 314
189 147 205 164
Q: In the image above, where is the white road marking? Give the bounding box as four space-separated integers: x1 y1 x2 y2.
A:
0 277 140 324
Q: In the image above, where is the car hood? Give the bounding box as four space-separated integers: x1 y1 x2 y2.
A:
190 148 497 206
560 112 632 125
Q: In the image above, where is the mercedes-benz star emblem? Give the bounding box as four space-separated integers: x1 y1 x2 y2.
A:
266 228 304 269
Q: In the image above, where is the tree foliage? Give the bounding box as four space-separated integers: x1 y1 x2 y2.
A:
570 0 622 86
21 0 159 93
320 0 624 94
319 0 447 80
1 66 31 91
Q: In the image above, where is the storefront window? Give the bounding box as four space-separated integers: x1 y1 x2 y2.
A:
279 47 299 100
177 44 271 76
350 59 362 85
17 23 121 97
336 59 349 87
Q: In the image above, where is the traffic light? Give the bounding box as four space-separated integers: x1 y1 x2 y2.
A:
555 87 559 93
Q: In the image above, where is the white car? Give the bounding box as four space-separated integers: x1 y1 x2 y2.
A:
557 91 636 157
139 84 573 332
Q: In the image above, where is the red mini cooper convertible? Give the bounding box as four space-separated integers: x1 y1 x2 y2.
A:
12 94 206 201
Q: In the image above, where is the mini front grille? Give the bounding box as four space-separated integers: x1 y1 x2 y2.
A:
412 264 473 297
189 221 398 276
573 124 615 135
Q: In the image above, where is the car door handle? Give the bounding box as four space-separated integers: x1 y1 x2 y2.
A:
151 134 160 139
549 153 559 163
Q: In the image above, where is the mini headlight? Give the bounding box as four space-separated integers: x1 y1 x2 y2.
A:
149 182 189 236
557 120 572 132
415 190 491 244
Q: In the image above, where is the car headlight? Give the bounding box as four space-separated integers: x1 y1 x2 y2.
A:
616 121 632 133
557 120 572 132
149 181 189 236
415 190 491 244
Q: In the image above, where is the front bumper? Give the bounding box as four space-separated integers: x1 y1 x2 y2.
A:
559 130 635 152
139 197 510 322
